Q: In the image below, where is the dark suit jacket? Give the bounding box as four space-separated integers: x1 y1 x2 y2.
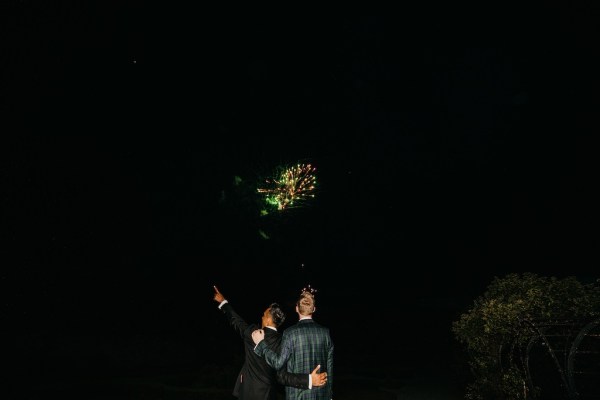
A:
220 302 310 400
255 318 333 400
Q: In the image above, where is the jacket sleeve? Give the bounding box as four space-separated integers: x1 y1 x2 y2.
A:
326 333 334 399
219 303 249 339
255 332 292 370
275 368 309 389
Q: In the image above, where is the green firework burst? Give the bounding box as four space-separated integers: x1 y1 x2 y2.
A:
257 163 317 211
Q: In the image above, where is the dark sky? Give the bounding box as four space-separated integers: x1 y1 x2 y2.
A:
3 3 599 384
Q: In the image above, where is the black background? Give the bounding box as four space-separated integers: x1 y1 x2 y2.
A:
3 2 599 398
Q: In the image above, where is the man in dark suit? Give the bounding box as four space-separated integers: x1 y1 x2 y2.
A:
213 286 327 400
252 290 334 400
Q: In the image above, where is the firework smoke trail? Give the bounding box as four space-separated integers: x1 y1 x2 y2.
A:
257 163 317 211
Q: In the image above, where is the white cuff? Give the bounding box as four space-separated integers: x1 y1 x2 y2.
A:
308 373 312 389
218 299 228 309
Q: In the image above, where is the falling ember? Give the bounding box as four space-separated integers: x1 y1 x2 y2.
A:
301 284 317 295
257 163 317 211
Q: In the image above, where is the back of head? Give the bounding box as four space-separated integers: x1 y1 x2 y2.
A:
296 291 316 316
269 303 286 327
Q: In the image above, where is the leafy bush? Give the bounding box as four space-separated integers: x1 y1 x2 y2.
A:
452 273 600 399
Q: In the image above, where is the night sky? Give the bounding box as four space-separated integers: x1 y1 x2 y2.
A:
3 3 599 397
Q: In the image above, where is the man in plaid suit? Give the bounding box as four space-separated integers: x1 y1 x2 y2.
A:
253 290 334 400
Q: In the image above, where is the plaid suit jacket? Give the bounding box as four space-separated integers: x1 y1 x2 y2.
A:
255 318 334 400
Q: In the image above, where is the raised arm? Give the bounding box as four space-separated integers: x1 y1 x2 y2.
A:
213 285 248 338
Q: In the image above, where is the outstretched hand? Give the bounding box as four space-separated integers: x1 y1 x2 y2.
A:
213 285 225 303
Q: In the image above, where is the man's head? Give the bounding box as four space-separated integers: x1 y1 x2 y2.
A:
261 303 286 328
295 290 316 316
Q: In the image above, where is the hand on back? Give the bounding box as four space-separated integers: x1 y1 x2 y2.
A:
252 328 265 344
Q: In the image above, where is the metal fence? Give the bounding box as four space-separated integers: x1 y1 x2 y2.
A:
501 318 600 399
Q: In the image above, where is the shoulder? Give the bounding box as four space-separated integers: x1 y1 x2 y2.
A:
311 321 331 336
243 322 259 334
282 323 302 336
264 329 282 345
265 328 281 337
287 321 319 333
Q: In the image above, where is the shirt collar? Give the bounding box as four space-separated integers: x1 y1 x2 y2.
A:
265 326 277 332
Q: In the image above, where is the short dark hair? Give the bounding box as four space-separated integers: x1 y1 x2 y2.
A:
269 303 286 327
